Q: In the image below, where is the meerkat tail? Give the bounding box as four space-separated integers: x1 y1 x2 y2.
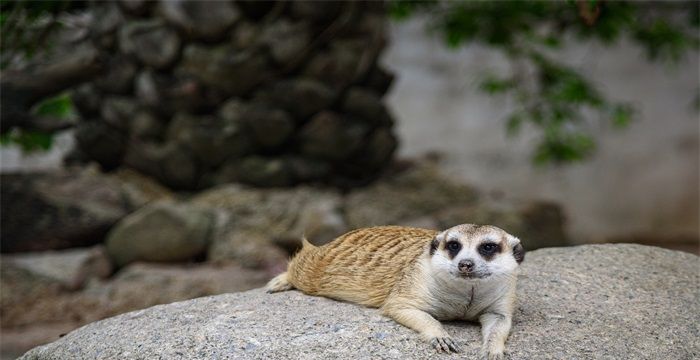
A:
267 237 317 293
266 272 293 293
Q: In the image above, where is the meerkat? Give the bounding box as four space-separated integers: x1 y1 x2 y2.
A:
266 224 525 359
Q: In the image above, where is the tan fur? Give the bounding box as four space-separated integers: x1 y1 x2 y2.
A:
267 224 522 359
282 226 437 307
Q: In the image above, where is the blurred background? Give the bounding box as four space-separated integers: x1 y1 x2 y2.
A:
1 1 698 358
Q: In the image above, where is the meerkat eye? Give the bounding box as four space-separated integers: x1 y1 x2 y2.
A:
478 242 500 257
446 240 462 253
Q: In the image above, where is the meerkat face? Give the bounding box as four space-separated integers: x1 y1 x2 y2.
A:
429 224 524 280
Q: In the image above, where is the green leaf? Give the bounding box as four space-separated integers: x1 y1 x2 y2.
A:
32 93 75 118
505 114 523 136
0 129 54 152
610 104 633 128
479 76 516 94
533 131 595 165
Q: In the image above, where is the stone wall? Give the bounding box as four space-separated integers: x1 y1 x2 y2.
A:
70 1 397 190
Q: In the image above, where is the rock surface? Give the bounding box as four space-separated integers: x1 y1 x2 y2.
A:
0 169 131 253
3 246 112 290
2 261 269 357
19 245 700 360
105 202 213 266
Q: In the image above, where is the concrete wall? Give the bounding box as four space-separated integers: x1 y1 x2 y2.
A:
384 19 699 242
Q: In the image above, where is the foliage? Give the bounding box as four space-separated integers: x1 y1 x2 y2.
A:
0 93 76 152
0 0 85 69
390 0 699 164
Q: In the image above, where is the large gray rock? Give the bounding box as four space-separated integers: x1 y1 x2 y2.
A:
74 122 126 170
119 20 181 69
254 78 336 121
190 185 347 268
344 161 479 228
158 0 240 40
218 99 294 149
167 112 253 167
1 169 131 253
2 261 269 356
259 20 310 65
178 44 268 95
19 245 700 359
299 111 368 160
105 202 213 267
3 246 112 290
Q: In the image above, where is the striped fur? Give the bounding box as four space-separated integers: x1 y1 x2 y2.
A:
282 226 437 307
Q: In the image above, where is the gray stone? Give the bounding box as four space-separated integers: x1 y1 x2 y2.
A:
118 0 151 16
231 21 261 50
365 65 395 94
299 111 368 160
3 246 112 291
341 87 392 124
290 1 341 22
100 96 139 130
345 161 479 228
217 156 295 188
134 71 212 115
355 126 398 169
304 40 365 90
71 84 102 117
20 245 700 360
153 143 200 190
90 3 124 36
218 99 294 148
105 202 213 266
247 107 294 148
254 78 335 121
122 141 201 190
167 112 253 167
2 261 269 356
259 20 310 65
158 0 240 40
107 168 175 209
191 185 347 266
286 156 332 182
129 110 164 140
93 57 137 94
178 44 268 95
119 20 181 69
206 229 289 273
0 169 130 253
74 122 126 170
1 261 65 327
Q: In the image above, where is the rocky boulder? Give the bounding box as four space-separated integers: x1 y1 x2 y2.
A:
105 202 213 267
19 245 700 359
344 161 479 228
2 261 269 357
1 169 131 253
190 184 347 270
119 20 181 69
3 246 112 291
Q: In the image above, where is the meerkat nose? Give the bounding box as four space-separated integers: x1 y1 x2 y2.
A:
458 259 475 272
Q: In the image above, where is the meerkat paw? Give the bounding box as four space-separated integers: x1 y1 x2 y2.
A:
479 349 505 360
266 272 293 293
430 337 461 353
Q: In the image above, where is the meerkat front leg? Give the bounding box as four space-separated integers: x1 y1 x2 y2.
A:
479 312 512 360
382 306 461 353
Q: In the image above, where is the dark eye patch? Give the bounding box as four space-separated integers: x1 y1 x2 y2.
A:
445 240 462 259
478 242 501 260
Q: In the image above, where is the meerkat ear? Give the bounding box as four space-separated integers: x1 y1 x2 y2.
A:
509 237 525 263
